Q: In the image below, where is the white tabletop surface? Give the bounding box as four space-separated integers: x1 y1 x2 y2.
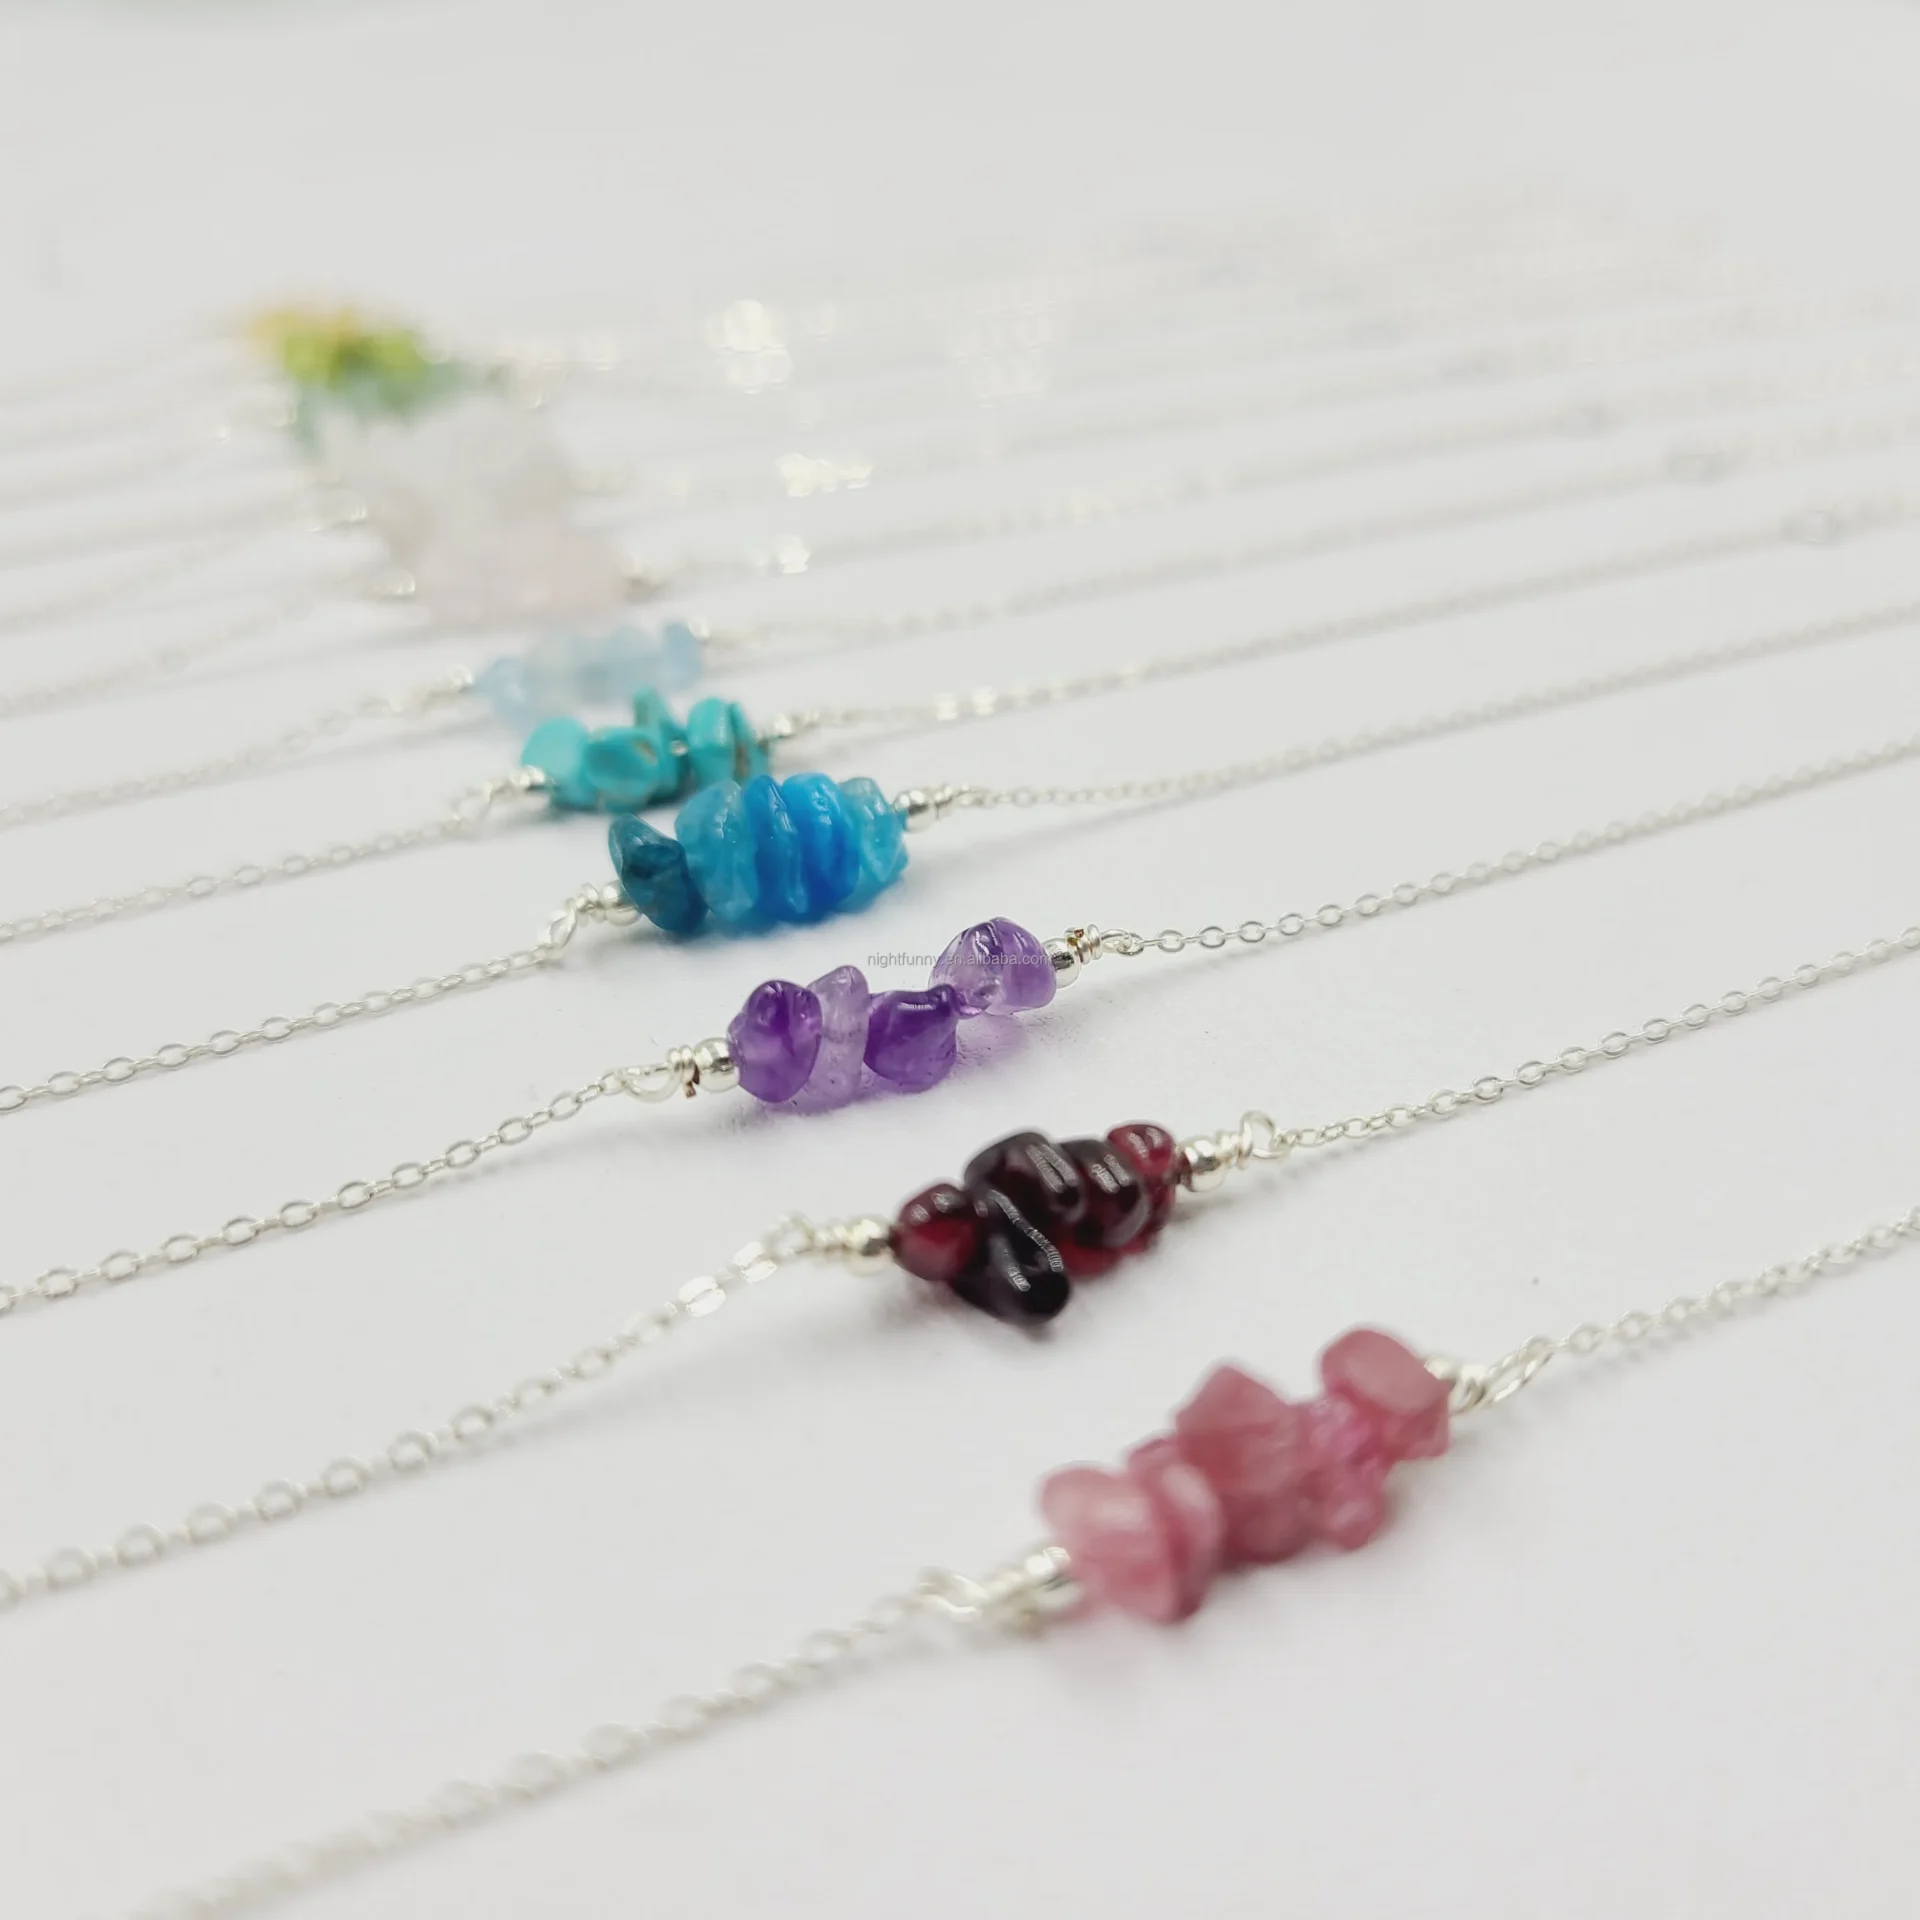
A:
3 4 1920 1915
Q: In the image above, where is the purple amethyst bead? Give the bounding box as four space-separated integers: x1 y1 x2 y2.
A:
863 984 962 1093
795 964 871 1110
929 918 1057 1017
727 980 824 1103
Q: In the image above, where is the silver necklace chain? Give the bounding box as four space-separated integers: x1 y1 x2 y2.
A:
0 669 472 835
532 227 1728 415
617 291 1879 513
114 1179 1920 1920
723 477 1913 654
0 768 543 946
0 577 343 723
662 344 1920 588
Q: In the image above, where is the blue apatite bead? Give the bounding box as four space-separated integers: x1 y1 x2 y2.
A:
685 697 767 789
582 725 678 810
631 687 690 798
839 776 908 901
609 816 707 935
521 717 598 810
676 781 759 926
781 772 860 915
741 773 810 921
658 620 703 691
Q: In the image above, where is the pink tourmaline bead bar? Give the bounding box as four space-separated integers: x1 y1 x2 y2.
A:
1038 1329 1449 1623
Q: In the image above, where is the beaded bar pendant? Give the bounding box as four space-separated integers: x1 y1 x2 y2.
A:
1039 1332 1449 1621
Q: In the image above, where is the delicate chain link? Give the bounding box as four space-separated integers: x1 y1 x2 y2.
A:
798 589 1920 747
1082 736 1920 968
629 292 1886 515
0 672 472 832
0 524 274 640
0 487 298 576
0 767 538 948
941 624 1920 815
1275 927 1920 1152
579 244 1782 469
0 877 629 1116
122 1562 957 1919
1 1065 633 1314
0 578 337 722
739 481 1914 651
1445 1205 1920 1415
0 1217 838 1615
0 928 571 1120
691 353 1920 586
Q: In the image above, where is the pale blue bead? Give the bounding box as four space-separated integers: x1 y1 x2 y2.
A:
475 655 536 728
599 625 660 702
676 781 758 925
840 776 908 901
521 717 597 810
518 635 581 717
658 621 703 691
742 773 810 921
595 625 658 703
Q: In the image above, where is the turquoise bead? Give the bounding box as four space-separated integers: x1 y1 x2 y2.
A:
676 781 759 926
609 816 706 935
782 772 860 915
582 726 677 810
521 717 598 811
742 773 810 921
840 776 908 899
631 687 690 799
685 697 767 789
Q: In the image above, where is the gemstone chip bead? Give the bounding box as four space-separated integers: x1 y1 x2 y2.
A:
726 980 825 1103
608 816 707 935
931 917 1057 1015
1034 1331 1450 1626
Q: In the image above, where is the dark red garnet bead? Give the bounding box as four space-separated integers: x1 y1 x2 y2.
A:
892 1182 981 1286
891 1120 1179 1324
1056 1136 1153 1275
963 1132 1086 1237
1107 1121 1179 1244
958 1186 1072 1322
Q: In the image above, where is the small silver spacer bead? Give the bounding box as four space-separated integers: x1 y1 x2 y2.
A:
1424 1354 1494 1416
690 1038 739 1095
981 1543 1081 1628
1042 938 1082 989
1179 1134 1232 1192
897 787 939 832
832 1215 898 1274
